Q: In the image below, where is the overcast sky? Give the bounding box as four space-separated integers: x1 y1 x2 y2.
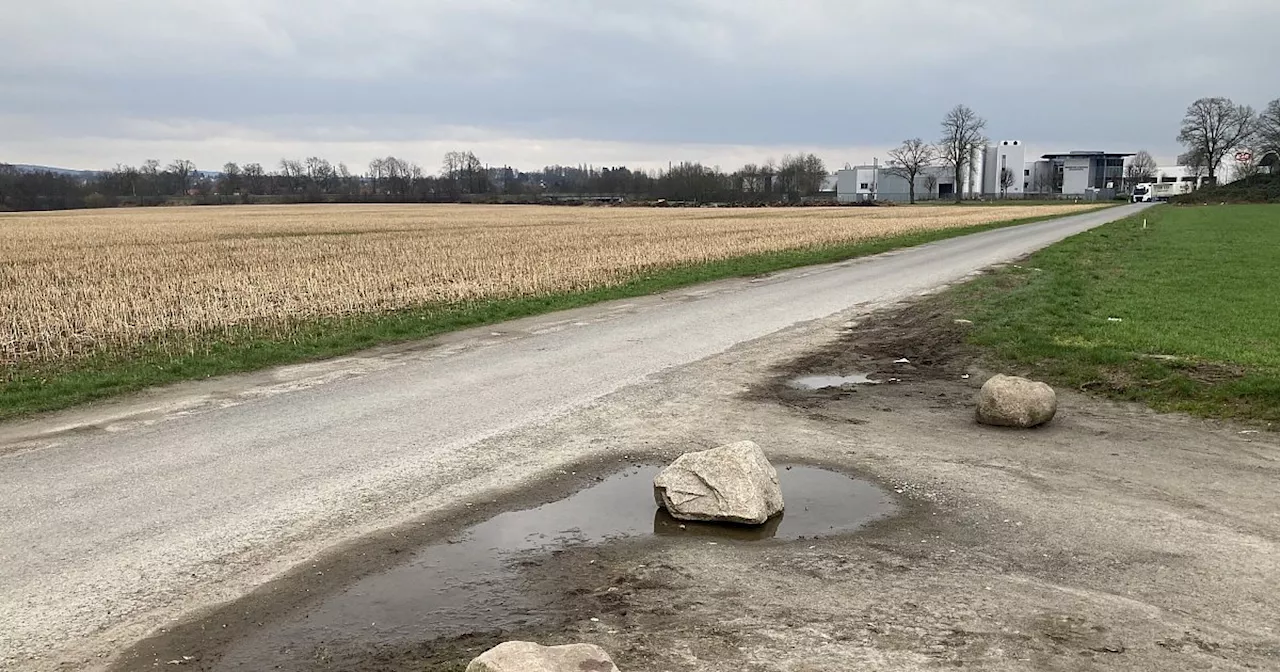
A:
3 0 1277 172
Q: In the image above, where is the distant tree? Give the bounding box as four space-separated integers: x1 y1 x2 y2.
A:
219 162 241 195
1258 98 1280 156
923 174 938 200
776 153 826 200
140 159 161 196
999 167 1016 197
304 156 334 194
760 158 778 195
884 138 937 204
279 159 304 194
103 164 140 198
167 159 196 194
242 163 266 194
1178 149 1208 186
735 163 766 195
441 151 487 197
1124 150 1158 189
938 104 987 203
1176 97 1256 184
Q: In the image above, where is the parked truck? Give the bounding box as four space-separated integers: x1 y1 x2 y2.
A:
1131 181 1183 203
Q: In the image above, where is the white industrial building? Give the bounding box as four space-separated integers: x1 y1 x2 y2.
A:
981 140 1027 197
835 142 1140 203
836 164 964 203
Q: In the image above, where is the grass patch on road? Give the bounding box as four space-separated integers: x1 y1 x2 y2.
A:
954 204 1280 424
0 210 1102 422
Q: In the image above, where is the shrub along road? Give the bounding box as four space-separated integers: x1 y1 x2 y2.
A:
0 204 1148 670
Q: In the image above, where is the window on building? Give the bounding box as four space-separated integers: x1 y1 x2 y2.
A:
1161 176 1178 183
860 183 869 189
1024 169 1030 176
1181 176 1197 182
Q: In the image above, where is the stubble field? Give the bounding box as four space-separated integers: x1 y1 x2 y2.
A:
1 203 1103 367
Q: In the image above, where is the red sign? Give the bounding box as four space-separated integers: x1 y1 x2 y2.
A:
1236 151 1253 162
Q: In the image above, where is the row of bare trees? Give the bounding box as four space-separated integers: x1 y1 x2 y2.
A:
1 149 833 211
881 104 988 204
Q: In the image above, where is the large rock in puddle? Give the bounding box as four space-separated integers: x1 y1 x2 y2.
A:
466 641 620 672
976 374 1058 428
653 440 784 525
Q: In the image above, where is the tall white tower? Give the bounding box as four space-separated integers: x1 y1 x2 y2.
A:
982 140 1026 196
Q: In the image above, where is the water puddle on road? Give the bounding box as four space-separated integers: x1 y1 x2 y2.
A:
209 466 894 670
789 373 880 389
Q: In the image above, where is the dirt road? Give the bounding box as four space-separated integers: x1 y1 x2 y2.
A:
1 205 1164 670
115 290 1280 671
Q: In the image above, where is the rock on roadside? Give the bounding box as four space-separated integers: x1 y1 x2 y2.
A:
653 440 784 525
466 641 620 672
976 374 1057 428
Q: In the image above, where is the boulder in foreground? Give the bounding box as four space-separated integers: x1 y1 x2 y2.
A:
653 440 784 525
976 374 1057 428
466 641 620 672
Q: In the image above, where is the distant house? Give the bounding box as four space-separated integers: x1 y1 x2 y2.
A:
835 165 955 203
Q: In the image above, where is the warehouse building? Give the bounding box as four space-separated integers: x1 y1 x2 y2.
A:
836 145 1135 203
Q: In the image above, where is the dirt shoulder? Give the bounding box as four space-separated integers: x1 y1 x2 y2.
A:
113 295 1280 671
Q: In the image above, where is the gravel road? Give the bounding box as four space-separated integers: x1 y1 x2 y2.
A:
0 204 1149 670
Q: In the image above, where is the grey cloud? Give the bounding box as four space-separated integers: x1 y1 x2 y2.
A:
3 0 1278 168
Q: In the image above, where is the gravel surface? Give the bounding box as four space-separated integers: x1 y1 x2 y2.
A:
0 205 1149 670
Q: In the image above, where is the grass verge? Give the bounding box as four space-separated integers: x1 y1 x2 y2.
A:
1 208 1107 421
951 204 1280 425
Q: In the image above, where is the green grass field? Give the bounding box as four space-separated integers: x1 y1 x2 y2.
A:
956 204 1280 424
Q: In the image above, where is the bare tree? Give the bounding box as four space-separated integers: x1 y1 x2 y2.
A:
167 159 196 195
938 104 987 203
1124 150 1158 189
923 174 938 200
1178 149 1208 187
999 167 1016 198
242 163 266 195
219 162 241 195
777 153 827 199
279 159 304 194
1258 98 1280 156
1176 97 1256 184
884 138 937 204
736 163 764 194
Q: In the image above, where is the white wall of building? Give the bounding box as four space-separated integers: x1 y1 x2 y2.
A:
982 141 1027 195
836 165 954 203
1024 160 1054 194
1061 156 1092 194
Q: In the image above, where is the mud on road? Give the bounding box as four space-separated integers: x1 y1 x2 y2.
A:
113 295 1280 671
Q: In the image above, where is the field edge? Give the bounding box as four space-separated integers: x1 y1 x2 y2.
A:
946 204 1280 425
1 208 1110 422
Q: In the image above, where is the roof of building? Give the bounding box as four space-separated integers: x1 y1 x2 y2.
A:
1041 151 1135 160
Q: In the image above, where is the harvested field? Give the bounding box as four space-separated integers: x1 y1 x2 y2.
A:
0 203 1101 365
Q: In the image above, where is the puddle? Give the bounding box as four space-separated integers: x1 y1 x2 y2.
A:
790 373 880 389
210 466 894 670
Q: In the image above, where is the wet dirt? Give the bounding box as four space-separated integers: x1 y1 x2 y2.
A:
107 288 1280 672
788 373 879 389
113 465 894 671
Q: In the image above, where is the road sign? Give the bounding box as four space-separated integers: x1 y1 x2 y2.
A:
1236 151 1253 162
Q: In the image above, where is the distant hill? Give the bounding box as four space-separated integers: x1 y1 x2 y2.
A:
1172 174 1280 204
4 164 223 179
7 164 103 178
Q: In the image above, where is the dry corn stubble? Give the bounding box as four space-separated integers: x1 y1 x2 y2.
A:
1 203 1103 365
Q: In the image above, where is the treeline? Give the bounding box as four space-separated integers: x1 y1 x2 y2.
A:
0 152 830 212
